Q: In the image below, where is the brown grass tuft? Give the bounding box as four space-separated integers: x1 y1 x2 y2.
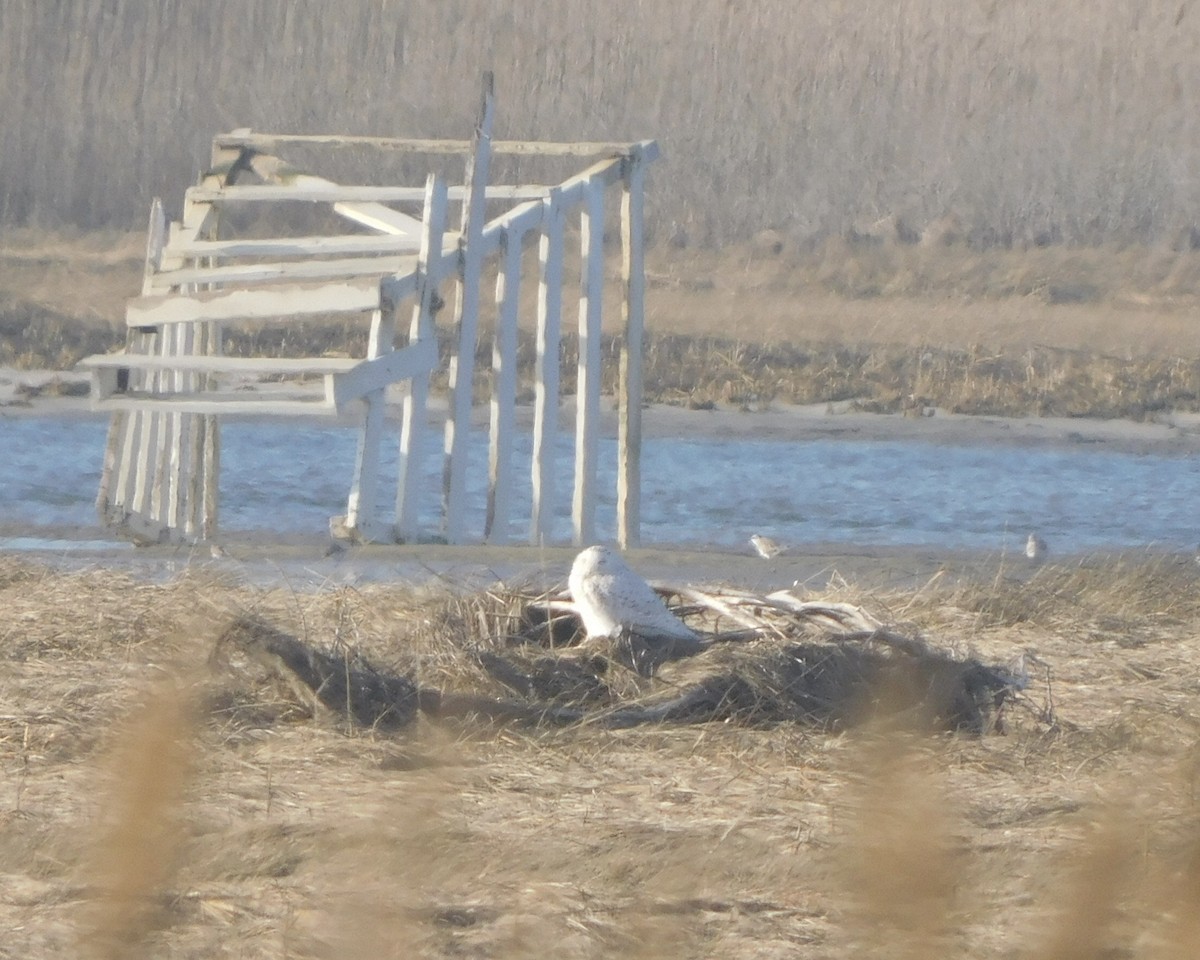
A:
837 728 961 959
77 683 198 960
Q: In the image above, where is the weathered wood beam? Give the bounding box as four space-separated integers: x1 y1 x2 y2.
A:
530 187 565 547
97 199 168 525
572 178 605 547
81 352 364 376
331 337 437 409
164 234 423 259
126 277 382 326
146 253 422 290
243 151 424 239
484 225 526 543
442 75 494 545
617 149 648 549
92 394 341 418
187 184 553 203
396 175 449 543
214 131 661 159
345 305 391 541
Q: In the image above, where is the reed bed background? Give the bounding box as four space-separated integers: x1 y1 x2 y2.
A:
4 0 1200 250
4 554 1200 957
7 2 1200 418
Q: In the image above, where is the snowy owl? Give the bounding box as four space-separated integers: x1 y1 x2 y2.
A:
568 545 703 675
749 534 786 559
1025 533 1047 562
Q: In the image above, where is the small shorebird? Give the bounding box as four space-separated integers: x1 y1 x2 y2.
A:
1025 533 1047 562
750 534 786 559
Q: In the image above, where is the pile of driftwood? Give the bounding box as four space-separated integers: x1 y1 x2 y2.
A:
213 582 1033 737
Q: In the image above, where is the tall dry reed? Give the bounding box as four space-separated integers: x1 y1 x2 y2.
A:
3 1 1200 247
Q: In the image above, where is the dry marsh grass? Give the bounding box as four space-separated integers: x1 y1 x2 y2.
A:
4 555 1200 957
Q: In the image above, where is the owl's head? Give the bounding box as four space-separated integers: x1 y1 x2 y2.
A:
572 544 617 578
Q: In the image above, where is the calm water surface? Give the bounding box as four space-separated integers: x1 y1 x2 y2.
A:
2 414 1198 554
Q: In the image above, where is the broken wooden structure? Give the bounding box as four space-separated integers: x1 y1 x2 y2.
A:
80 85 658 547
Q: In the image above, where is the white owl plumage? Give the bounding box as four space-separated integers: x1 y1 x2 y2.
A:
568 545 699 644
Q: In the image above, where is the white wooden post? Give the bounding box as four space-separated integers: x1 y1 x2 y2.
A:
345 303 395 541
572 177 605 546
201 322 221 540
396 174 449 542
185 319 211 538
131 328 163 534
184 142 243 541
165 320 193 532
110 372 146 519
99 133 239 544
245 150 424 241
485 226 524 542
160 321 186 532
443 75 494 543
618 152 647 549
530 187 565 546
98 199 167 525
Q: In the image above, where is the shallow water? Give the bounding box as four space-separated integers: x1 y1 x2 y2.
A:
2 414 1198 555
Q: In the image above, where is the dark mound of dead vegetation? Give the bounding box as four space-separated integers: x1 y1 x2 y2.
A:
205 578 1029 738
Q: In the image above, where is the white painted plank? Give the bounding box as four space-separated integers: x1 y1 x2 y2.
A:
200 315 221 540
485 227 525 542
470 156 620 255
186 414 205 538
547 156 624 207
94 398 125 517
332 337 438 409
244 153 424 239
149 323 178 528
157 141 246 272
345 310 388 539
165 322 194 531
184 320 212 538
617 154 648 549
397 175 449 542
165 234 422 260
111 389 144 515
148 253 421 290
476 201 542 259
442 80 494 545
148 244 454 293
131 338 164 528
188 184 552 203
82 352 364 375
332 203 420 238
95 394 339 417
530 189 565 547
113 330 157 515
98 199 168 523
142 198 167 294
215 131 661 159
126 277 381 326
572 179 605 546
